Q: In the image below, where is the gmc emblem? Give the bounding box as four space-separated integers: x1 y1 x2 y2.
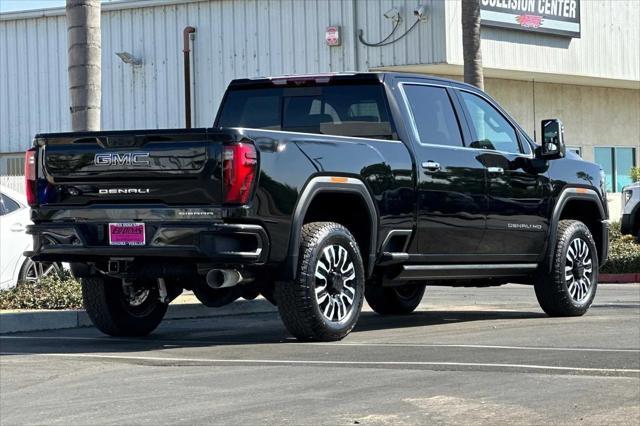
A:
94 152 150 166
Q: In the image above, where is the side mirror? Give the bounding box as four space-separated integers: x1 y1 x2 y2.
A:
538 119 566 160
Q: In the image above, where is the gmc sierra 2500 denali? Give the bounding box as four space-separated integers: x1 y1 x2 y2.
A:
26 73 609 341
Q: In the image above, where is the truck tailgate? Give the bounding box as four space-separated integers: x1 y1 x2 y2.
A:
36 129 233 206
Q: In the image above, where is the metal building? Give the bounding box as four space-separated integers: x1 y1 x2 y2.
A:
1 0 638 192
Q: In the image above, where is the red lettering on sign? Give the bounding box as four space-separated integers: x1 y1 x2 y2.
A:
516 14 543 28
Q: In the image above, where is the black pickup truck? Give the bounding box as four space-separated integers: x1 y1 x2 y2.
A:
26 72 609 341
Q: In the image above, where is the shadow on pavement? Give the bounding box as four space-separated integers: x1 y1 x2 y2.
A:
0 308 546 356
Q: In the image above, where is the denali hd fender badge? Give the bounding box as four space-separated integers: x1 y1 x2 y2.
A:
98 188 150 195
508 223 543 230
94 152 150 166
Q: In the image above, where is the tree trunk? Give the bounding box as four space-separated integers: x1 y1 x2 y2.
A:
66 0 101 131
461 0 484 90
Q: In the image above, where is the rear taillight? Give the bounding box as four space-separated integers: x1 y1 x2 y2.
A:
25 148 37 206
223 143 257 204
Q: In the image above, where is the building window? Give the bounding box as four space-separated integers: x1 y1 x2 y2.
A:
567 146 582 157
594 147 637 192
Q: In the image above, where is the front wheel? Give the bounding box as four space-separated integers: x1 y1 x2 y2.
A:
535 219 598 316
276 222 365 341
82 276 167 336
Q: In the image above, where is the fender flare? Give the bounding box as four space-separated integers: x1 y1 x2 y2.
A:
547 187 607 271
286 176 379 280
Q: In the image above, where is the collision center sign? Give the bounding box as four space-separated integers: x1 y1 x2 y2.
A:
480 0 580 38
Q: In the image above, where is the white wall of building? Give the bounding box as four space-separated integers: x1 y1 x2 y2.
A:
487 79 640 164
444 0 640 86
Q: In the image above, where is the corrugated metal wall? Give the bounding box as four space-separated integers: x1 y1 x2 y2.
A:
0 14 69 153
0 0 446 154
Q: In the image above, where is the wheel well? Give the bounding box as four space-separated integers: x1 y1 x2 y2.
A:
559 199 603 261
303 192 372 270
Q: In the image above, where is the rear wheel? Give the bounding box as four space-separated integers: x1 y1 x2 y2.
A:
82 276 167 336
365 283 425 315
535 220 598 316
276 222 365 341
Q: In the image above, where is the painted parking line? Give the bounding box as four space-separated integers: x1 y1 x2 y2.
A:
1 351 639 375
1 335 638 353
309 342 640 353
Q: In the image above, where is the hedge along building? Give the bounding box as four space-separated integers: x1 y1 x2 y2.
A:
0 0 638 193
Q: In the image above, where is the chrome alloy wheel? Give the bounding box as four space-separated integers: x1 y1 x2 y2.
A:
22 260 60 283
314 244 357 322
565 238 594 303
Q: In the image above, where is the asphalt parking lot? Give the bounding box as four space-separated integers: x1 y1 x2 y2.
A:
1 284 639 425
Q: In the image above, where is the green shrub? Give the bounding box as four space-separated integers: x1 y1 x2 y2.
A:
601 222 640 274
630 166 640 183
0 273 83 310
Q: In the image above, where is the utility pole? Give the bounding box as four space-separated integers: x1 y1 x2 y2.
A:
66 0 101 131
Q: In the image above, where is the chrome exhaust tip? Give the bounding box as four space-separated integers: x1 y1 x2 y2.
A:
206 269 243 289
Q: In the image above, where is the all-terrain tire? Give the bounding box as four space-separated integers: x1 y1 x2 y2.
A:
365 283 425 315
275 222 365 341
534 219 598 317
81 276 167 336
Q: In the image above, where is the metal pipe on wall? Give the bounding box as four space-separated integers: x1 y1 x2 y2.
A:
183 26 196 128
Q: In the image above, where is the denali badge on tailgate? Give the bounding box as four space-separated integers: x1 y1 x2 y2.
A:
94 152 150 166
99 188 150 194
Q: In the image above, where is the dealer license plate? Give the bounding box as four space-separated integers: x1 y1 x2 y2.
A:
108 223 146 246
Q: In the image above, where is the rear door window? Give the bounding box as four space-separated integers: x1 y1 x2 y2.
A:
217 84 396 140
402 84 464 148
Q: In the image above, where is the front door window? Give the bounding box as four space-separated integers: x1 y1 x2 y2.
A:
458 91 522 154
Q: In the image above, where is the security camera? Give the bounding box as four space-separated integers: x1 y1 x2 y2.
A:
414 4 428 20
384 7 401 23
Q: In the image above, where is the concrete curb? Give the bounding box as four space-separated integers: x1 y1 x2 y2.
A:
0 298 277 334
600 273 640 283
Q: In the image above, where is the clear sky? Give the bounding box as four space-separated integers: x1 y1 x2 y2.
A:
0 0 119 13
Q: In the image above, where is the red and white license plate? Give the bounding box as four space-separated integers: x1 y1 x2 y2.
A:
108 223 146 246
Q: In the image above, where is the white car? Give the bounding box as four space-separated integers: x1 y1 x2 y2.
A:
0 185 62 290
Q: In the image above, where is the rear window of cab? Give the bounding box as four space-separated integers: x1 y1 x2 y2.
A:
217 83 397 140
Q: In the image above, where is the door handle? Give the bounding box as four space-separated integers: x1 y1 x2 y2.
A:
487 167 504 175
421 161 441 172
10 223 25 232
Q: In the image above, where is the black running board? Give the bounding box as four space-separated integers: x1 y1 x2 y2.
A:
387 263 538 282
378 252 410 266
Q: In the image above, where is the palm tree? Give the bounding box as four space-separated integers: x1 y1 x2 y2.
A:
66 0 101 131
461 0 484 90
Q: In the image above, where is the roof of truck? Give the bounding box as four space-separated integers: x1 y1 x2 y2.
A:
228 71 477 91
